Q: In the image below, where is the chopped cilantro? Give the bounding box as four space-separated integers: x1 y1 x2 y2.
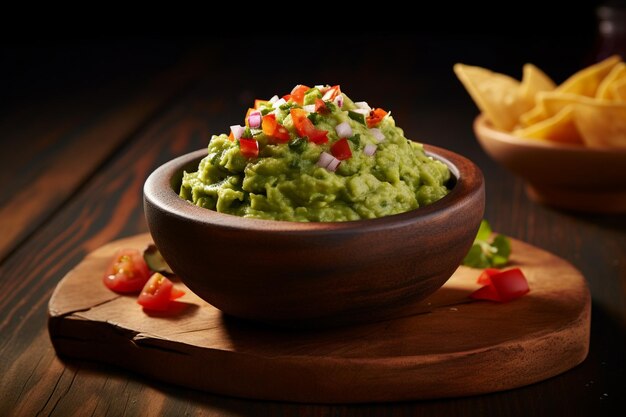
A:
462 220 512 268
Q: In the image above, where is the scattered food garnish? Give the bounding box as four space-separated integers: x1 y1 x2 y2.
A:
462 220 511 268
137 273 185 311
143 244 174 275
103 249 151 293
469 267 530 302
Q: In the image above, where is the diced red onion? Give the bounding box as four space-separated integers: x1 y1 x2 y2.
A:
335 121 353 138
317 152 334 168
268 95 279 104
273 98 287 109
322 89 334 101
247 111 262 128
369 128 385 143
364 144 377 156
351 108 369 115
354 101 371 111
303 104 316 113
334 95 343 107
326 158 341 172
316 84 329 93
230 125 245 140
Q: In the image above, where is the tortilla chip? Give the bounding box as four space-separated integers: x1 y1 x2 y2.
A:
513 105 582 144
557 55 621 97
520 63 556 107
573 101 626 148
596 62 626 100
454 63 524 131
519 92 599 127
611 77 626 102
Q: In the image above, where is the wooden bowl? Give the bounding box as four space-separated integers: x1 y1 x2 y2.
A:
474 115 626 213
143 145 485 327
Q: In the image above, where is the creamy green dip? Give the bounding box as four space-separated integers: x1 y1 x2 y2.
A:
180 85 451 221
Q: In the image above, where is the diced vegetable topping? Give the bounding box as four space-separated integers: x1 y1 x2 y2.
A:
363 144 377 156
317 151 341 172
262 114 290 143
322 85 341 101
239 138 259 158
366 108 388 128
335 122 353 138
290 108 329 144
247 110 262 129
330 138 352 160
290 84 311 105
369 128 385 143
212 85 401 173
230 125 245 141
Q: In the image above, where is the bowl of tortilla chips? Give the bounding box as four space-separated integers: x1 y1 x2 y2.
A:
455 55 626 213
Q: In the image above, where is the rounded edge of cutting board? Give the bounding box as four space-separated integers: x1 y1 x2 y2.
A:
48 233 590 403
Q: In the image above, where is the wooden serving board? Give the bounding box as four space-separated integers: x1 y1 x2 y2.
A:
48 234 590 403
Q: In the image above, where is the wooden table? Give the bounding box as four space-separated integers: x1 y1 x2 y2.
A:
1 36 624 416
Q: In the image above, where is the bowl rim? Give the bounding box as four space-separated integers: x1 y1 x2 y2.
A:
144 144 483 234
474 114 626 155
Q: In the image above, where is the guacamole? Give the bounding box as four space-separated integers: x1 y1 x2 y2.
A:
180 85 451 222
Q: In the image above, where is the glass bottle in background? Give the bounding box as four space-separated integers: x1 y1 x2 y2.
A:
595 1 626 60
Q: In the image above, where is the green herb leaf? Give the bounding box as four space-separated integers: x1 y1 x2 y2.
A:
288 137 307 153
462 219 512 268
476 219 492 241
307 113 320 125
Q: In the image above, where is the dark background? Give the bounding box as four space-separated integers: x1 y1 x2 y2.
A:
0 2 612 124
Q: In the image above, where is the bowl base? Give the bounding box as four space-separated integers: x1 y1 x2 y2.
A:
525 183 626 213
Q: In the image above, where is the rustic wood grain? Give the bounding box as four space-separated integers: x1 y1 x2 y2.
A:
0 51 209 262
48 233 590 403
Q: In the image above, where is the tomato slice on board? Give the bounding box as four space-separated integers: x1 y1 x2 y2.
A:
330 138 352 160
137 273 185 311
103 249 151 293
239 138 259 158
470 267 530 302
366 108 388 128
262 114 291 143
477 268 501 285
290 108 328 144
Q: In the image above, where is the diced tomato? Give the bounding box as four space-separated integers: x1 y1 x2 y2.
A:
103 249 151 293
239 138 259 158
322 85 341 101
470 267 530 302
477 268 500 285
254 99 268 109
228 131 235 141
262 114 291 143
470 283 501 302
314 98 329 114
366 108 388 128
138 273 185 311
330 138 352 160
290 108 328 144
290 84 311 105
